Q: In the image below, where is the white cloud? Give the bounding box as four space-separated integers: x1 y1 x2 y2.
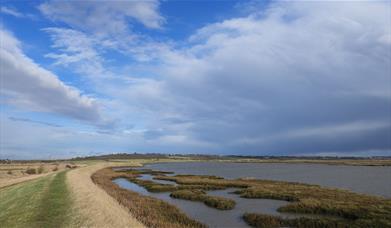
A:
1 6 24 17
42 27 108 78
1 6 37 20
39 0 167 68
0 28 101 122
38 0 164 35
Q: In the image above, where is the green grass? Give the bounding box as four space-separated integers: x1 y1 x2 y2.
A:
35 171 72 227
0 175 49 227
0 171 73 228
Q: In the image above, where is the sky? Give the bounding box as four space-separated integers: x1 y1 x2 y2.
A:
0 0 390 159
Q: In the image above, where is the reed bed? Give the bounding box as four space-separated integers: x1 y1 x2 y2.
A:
170 189 235 210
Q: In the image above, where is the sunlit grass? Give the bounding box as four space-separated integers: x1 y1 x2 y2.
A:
0 175 49 227
0 171 73 228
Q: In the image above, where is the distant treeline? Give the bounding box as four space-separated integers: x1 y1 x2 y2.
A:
70 152 222 161
1 153 390 163
225 155 391 160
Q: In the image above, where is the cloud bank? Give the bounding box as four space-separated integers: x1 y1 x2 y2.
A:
112 1 391 155
0 28 101 122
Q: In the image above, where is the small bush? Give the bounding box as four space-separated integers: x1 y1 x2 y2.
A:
37 166 45 174
243 213 282 228
7 170 13 175
52 166 59 171
26 168 37 174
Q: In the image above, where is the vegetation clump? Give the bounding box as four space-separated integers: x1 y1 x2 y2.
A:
25 168 37 175
37 165 45 174
155 175 250 188
131 179 178 192
243 213 355 228
170 189 236 210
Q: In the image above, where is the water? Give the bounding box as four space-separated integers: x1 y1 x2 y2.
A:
113 177 291 227
139 174 178 186
145 162 391 198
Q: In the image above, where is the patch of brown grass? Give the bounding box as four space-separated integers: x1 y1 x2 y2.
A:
243 213 355 228
0 162 70 188
170 189 235 210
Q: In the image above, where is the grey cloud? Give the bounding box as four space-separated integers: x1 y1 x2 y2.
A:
120 1 391 155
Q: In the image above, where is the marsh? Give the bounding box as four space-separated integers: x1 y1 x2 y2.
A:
108 162 391 227
145 162 391 197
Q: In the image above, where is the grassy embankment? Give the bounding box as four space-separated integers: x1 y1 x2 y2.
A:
91 167 205 228
98 167 391 228
0 171 73 227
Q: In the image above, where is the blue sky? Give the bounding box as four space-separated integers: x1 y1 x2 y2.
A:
0 0 390 159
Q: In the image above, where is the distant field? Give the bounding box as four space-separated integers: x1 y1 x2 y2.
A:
0 162 77 189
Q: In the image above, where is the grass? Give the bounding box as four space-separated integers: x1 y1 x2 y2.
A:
243 213 355 228
91 167 206 228
0 171 73 228
114 167 391 227
170 189 235 210
34 171 72 227
0 175 49 227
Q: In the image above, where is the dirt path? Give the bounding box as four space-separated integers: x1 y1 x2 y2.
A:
66 162 145 228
